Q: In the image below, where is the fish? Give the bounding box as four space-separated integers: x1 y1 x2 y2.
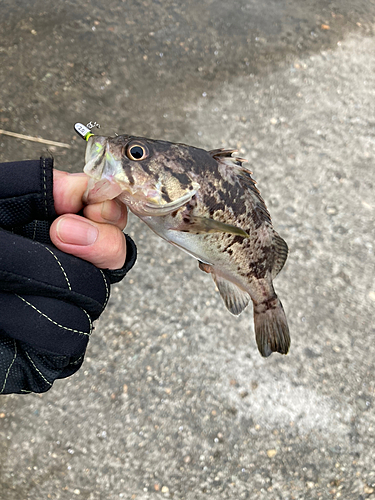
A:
82 134 290 357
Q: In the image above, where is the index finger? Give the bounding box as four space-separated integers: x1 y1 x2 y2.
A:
53 170 88 215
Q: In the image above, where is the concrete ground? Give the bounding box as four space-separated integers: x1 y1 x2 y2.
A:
1 1 375 498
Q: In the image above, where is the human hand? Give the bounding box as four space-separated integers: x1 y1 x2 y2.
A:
0 159 136 394
50 170 128 270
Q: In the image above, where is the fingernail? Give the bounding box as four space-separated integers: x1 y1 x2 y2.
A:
101 200 122 222
56 217 99 246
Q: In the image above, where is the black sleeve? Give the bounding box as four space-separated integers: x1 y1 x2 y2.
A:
0 158 137 394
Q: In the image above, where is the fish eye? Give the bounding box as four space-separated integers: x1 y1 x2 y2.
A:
126 143 148 161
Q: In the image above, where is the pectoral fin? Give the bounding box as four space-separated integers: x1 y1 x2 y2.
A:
177 216 249 237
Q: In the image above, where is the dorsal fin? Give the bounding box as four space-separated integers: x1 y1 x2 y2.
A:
271 232 288 278
209 148 238 158
209 149 272 226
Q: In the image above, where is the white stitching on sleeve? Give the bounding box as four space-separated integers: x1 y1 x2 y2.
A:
0 340 17 394
24 350 52 387
16 294 92 336
42 245 72 290
99 270 109 309
42 158 48 217
80 308 93 335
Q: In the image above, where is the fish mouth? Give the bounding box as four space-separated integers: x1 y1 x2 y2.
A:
83 136 124 204
84 136 119 180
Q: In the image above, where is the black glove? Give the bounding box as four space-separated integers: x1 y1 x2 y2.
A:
0 158 136 394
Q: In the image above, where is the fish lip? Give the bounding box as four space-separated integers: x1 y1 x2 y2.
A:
83 136 126 204
83 136 122 181
83 136 107 179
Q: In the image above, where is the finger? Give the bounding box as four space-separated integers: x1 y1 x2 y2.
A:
53 170 128 230
53 170 88 215
50 214 127 270
83 199 128 230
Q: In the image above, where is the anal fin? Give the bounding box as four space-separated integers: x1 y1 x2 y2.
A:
212 274 250 316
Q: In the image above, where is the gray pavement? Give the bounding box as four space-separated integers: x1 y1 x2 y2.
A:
1 1 375 499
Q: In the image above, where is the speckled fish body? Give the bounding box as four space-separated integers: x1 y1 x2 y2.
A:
83 134 290 357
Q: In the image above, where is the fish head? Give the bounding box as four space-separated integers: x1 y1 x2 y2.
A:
83 134 200 216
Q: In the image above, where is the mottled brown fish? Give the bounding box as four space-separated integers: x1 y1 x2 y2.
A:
83 134 290 357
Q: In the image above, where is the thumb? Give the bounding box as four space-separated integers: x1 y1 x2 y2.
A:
50 214 127 270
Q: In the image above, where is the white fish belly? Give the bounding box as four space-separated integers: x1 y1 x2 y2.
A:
140 215 246 288
140 215 221 265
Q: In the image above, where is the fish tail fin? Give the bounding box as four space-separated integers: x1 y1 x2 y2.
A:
253 297 290 357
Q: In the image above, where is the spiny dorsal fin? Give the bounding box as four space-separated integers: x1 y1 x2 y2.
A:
209 149 272 225
212 273 250 316
271 233 288 279
209 149 251 170
209 148 238 157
